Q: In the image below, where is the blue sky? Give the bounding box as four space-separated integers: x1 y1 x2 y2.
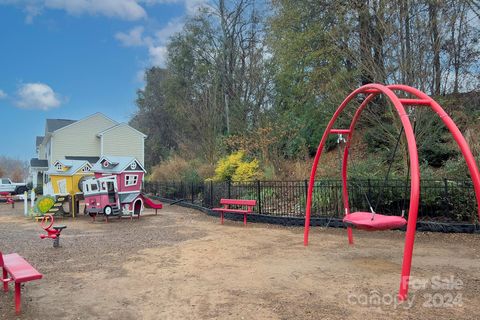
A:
0 0 204 161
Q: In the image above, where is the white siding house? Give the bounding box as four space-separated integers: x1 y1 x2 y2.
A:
99 123 146 165
30 113 147 191
50 114 117 162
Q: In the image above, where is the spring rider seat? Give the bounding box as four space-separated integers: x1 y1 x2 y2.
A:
39 214 67 248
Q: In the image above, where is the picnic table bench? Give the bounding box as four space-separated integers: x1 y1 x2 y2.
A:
212 199 257 226
0 192 15 208
1 252 42 314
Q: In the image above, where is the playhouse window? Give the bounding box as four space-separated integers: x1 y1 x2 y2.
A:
55 163 63 171
82 166 90 172
125 175 138 187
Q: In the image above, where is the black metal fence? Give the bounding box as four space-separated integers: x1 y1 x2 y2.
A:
144 179 478 223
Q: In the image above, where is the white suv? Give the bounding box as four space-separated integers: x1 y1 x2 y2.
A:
0 178 28 195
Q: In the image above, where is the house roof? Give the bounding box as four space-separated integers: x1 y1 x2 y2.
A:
36 136 44 147
92 156 146 174
46 160 92 176
65 156 100 165
52 112 118 135
97 123 147 138
46 119 77 133
119 192 141 204
30 158 48 168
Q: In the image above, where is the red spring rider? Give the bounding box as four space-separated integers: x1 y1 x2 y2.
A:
39 215 67 248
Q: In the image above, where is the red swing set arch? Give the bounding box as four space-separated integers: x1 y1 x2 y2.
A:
303 83 480 300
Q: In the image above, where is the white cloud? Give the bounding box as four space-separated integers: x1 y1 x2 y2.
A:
0 0 147 21
111 1 209 71
15 83 62 110
44 0 147 20
115 26 146 47
148 46 168 66
24 3 42 23
115 17 184 67
139 0 179 4
184 0 208 15
155 17 184 43
0 89 7 99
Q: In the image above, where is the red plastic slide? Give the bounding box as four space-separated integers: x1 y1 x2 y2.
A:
141 194 163 214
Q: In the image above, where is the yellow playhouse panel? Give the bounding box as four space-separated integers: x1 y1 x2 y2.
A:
46 160 93 195
50 173 92 195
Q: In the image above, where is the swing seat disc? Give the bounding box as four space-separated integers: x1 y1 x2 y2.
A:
343 211 407 231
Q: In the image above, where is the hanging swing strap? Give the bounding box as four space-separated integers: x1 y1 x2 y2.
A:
338 134 376 215
371 126 404 219
401 116 417 217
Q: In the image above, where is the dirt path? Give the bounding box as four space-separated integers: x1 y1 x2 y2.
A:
0 203 479 319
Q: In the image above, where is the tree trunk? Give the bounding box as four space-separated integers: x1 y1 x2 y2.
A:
357 0 373 85
372 0 385 83
429 0 441 95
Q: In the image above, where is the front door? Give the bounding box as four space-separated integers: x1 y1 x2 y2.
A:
107 181 116 203
57 179 67 195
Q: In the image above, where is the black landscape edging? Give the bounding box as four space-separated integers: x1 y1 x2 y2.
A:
153 197 480 234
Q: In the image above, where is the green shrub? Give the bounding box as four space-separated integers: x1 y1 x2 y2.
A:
232 159 260 182
213 151 261 182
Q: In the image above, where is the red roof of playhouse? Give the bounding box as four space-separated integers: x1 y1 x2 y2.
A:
91 156 146 174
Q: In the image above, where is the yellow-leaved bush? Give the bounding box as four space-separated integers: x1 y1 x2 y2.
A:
213 150 261 181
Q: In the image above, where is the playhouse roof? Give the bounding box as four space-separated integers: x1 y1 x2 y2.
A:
46 160 92 176
92 156 146 174
65 156 100 165
119 192 141 203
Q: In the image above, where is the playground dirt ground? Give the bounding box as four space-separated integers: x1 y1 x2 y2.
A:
0 203 479 320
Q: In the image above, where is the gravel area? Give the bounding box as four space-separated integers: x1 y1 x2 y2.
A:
0 202 479 319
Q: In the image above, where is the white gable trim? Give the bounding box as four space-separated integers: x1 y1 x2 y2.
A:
97 156 146 173
47 161 92 176
121 159 146 173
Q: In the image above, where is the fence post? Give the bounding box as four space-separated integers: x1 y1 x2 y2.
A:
227 180 231 199
304 180 309 215
443 178 449 214
210 180 214 207
191 181 195 203
257 180 262 214
304 179 308 199
368 178 372 203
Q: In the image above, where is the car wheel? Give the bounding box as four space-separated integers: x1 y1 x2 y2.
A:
14 186 27 195
104 206 112 216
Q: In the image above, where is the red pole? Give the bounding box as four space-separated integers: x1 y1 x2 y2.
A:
304 87 374 246
14 282 21 314
387 84 480 299
341 94 378 245
388 84 480 220
304 83 479 301
2 269 8 292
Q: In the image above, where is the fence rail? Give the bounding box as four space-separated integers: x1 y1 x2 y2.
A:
144 179 478 223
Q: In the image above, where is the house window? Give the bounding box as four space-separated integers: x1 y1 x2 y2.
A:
125 174 138 187
82 166 91 172
55 163 63 171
